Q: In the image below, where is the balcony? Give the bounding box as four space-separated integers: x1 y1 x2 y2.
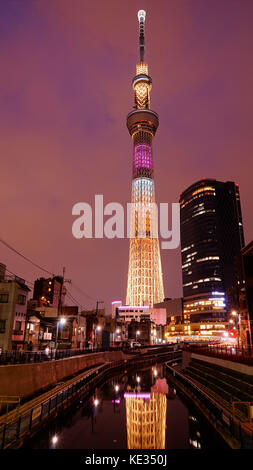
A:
12 330 24 336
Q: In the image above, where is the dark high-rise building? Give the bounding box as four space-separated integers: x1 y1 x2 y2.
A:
238 241 253 345
179 179 244 332
33 276 66 309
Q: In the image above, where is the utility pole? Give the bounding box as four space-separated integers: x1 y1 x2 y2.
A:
57 267 65 318
56 267 71 348
94 300 104 348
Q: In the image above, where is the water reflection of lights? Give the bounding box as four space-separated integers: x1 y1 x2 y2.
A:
124 393 150 399
51 435 58 445
125 392 167 449
189 438 201 449
189 415 197 422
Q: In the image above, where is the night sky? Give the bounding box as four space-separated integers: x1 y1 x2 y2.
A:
1 0 252 312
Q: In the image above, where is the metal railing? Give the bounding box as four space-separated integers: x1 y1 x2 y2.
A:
0 346 123 365
183 343 253 366
0 360 123 449
0 343 178 365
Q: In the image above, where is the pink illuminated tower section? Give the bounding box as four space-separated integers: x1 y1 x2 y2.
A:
126 10 164 307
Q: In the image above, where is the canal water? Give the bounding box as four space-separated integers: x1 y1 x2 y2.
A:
28 364 227 449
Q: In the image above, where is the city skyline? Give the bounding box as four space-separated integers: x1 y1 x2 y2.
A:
1 0 253 311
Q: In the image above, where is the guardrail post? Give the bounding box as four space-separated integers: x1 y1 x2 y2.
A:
29 408 33 431
48 398 51 415
1 424 6 449
239 424 243 448
16 416 21 439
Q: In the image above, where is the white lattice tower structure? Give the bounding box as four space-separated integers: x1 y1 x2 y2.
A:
126 10 164 307
125 392 167 449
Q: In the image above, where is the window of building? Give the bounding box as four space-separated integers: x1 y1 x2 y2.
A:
0 319 6 332
0 293 9 303
17 294 26 305
15 321 22 332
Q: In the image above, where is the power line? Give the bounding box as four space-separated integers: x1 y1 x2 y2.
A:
71 281 95 301
1 237 96 306
5 268 34 288
4 266 85 310
0 237 54 276
65 291 83 309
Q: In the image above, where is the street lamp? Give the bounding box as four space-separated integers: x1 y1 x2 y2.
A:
55 317 66 349
95 325 102 349
231 311 240 348
113 328 121 346
136 330 140 342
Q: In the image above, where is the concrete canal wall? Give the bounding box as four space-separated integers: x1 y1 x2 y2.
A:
182 350 253 376
0 350 127 399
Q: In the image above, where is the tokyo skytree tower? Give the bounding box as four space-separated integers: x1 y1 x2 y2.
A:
126 10 164 307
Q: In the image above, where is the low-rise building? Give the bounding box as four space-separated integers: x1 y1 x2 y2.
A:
25 303 86 350
0 265 30 351
116 304 166 326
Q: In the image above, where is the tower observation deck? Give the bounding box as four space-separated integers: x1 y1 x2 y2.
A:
126 10 164 307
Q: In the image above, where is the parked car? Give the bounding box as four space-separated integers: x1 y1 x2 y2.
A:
131 341 142 349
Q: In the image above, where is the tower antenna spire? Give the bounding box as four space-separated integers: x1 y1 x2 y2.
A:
137 10 146 62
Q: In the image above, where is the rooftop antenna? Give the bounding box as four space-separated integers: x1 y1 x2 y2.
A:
137 9 146 62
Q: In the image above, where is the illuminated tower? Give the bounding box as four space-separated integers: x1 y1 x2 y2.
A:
126 10 164 307
125 392 167 449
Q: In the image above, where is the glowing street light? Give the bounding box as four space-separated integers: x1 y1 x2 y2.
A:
52 435 58 445
94 398 99 407
231 311 241 347
55 317 67 349
95 325 102 349
115 384 119 393
136 376 141 383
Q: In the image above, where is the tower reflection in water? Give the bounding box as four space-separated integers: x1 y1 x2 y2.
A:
124 370 168 449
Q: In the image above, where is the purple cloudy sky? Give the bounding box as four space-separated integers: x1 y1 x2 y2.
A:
1 0 252 311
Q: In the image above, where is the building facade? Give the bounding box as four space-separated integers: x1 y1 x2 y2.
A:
33 276 66 309
237 241 253 345
179 179 244 338
116 305 166 326
0 265 30 351
126 10 164 307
